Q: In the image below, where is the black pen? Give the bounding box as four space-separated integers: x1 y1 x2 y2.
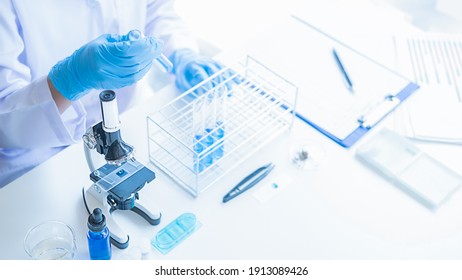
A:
222 163 275 203
332 48 354 92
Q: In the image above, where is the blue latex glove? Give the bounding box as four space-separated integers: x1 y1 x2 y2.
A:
49 30 163 101
170 48 233 94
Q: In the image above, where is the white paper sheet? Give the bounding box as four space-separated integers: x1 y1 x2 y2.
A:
394 32 462 143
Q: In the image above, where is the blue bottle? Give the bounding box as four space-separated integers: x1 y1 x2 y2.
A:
87 208 111 260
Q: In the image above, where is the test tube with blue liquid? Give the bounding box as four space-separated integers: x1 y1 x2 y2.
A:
204 90 216 159
212 85 226 160
127 30 173 73
192 97 212 173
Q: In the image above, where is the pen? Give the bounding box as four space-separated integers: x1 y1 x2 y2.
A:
332 48 354 92
222 163 275 203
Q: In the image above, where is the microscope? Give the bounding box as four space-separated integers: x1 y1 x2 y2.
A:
82 90 161 249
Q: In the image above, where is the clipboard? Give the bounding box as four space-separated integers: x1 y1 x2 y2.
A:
294 82 418 147
244 15 420 148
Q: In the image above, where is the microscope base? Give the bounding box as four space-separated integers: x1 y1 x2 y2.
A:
82 187 161 249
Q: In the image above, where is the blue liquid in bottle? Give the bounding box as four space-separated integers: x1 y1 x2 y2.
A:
87 208 111 260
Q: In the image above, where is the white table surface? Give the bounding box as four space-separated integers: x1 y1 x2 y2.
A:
2 0 462 260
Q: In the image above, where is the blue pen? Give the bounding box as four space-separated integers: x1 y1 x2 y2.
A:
332 48 354 92
223 163 275 203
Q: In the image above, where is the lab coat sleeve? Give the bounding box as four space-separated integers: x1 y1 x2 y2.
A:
0 1 86 149
145 0 199 56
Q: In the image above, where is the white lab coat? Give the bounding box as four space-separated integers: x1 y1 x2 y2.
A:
0 0 198 187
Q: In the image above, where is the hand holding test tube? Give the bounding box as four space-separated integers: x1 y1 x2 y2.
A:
127 29 173 73
49 30 161 101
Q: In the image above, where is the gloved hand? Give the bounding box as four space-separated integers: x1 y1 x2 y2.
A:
170 48 234 94
49 30 163 101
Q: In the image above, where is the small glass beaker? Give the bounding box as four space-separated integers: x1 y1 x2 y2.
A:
24 220 77 260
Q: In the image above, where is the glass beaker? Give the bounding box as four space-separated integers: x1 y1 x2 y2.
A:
24 220 77 260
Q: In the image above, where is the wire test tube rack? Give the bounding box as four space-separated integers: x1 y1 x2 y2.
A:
147 56 298 197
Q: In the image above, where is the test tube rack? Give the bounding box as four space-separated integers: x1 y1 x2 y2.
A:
147 56 298 197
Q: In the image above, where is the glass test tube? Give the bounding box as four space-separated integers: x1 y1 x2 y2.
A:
213 85 226 159
192 97 211 173
204 89 216 160
127 30 173 73
191 73 230 172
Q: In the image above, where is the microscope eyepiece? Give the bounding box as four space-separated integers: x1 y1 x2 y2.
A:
99 90 120 133
99 90 116 102
93 90 134 165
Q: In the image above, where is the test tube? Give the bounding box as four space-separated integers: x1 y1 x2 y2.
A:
127 30 173 73
213 85 227 159
204 89 216 158
192 97 213 173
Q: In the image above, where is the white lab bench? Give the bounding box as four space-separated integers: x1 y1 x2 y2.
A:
2 0 462 260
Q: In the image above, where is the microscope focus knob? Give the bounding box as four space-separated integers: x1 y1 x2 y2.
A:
83 133 97 150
